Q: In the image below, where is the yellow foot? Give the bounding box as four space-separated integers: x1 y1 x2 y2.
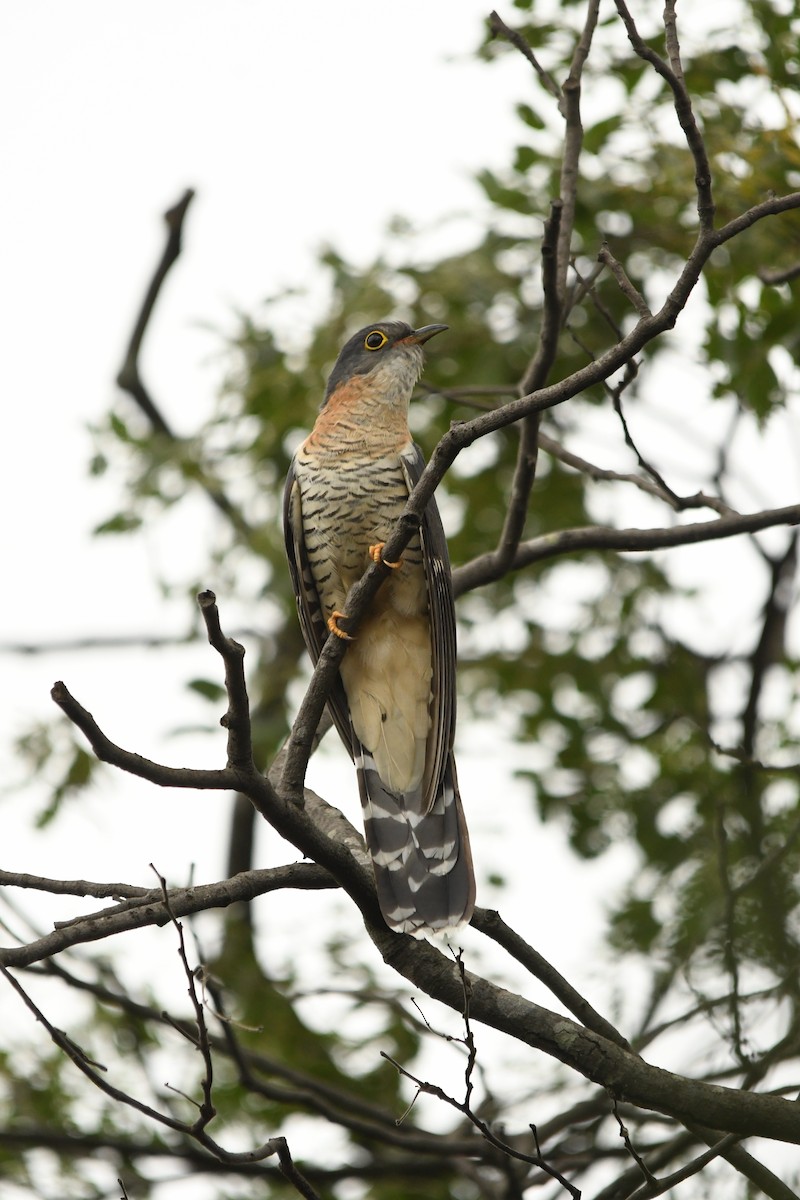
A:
327 611 355 641
369 542 402 569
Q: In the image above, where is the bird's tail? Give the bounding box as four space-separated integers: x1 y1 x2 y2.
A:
356 747 475 937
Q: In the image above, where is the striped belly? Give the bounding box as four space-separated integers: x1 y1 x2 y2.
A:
295 449 432 792
295 451 425 617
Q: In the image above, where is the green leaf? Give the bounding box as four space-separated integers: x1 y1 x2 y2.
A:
187 678 227 702
93 512 142 535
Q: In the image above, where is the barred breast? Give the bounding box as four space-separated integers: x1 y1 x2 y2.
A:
293 446 432 794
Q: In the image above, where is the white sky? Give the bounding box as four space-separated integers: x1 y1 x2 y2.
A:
2 1 526 638
3 3 626 984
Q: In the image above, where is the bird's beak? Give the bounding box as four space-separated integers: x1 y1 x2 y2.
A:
405 324 449 345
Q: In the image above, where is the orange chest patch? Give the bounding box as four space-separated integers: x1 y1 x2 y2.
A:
306 376 410 456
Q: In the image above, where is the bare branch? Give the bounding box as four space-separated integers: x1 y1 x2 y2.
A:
611 1093 658 1188
521 199 564 394
453 504 800 595
269 1137 324 1200
0 960 319 1189
558 0 601 292
488 11 562 102
0 866 335 968
473 908 630 1050
198 589 254 771
11 725 800 1149
598 243 652 318
40 953 484 1160
381 1049 580 1199
388 192 800 540
684 1124 800 1200
48 599 380 925
152 866 216 1131
492 202 563 577
614 0 715 229
759 261 800 285
1 959 192 1135
50 679 238 792
0 871 149 900
114 187 251 538
537 431 735 516
611 387 683 504
116 189 193 437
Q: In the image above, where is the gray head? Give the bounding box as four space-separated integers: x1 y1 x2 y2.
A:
323 321 447 405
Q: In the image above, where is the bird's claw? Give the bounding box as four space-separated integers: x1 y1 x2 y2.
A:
369 542 402 569
328 611 355 640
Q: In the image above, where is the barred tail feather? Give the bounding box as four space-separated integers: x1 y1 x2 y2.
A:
356 748 475 937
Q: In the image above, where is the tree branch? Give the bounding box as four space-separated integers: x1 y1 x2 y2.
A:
558 0 600 293
0 955 320 1195
50 679 238 792
473 908 630 1050
491 201 563 576
614 0 715 229
488 10 562 102
453 504 800 595
114 187 251 537
536 430 734 516
35 630 800 1147
598 243 652 318
0 865 335 967
198 589 254 771
116 189 193 437
759 261 800 285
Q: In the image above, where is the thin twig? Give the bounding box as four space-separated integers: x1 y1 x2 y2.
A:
488 11 562 102
558 0 601 293
759 261 800 285
116 189 193 437
536 431 735 516
612 388 683 503
453 503 800 596
611 1093 657 1187
381 1052 580 1198
598 243 652 318
614 0 714 229
473 908 630 1050
0 866 335 967
493 201 564 574
198 589 254 771
115 188 251 537
0 961 319 1187
152 865 216 1128
43 955 484 1160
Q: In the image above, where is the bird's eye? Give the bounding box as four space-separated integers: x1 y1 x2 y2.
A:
364 330 388 351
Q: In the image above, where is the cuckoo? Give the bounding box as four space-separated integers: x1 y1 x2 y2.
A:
284 320 475 936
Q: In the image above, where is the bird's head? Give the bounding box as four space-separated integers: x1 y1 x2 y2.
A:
323 321 447 407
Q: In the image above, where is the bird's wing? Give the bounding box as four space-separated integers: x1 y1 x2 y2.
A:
399 442 457 813
283 460 355 757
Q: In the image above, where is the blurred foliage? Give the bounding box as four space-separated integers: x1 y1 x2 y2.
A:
4 2 800 1196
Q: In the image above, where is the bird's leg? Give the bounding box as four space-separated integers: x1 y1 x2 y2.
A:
369 542 402 569
327 611 356 640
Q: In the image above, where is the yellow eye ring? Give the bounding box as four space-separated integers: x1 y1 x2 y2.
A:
364 330 388 351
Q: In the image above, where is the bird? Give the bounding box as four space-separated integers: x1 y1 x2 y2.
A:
284 320 475 937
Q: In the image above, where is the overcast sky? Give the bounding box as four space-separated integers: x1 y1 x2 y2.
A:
1 2 636 1004
3 1 526 642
